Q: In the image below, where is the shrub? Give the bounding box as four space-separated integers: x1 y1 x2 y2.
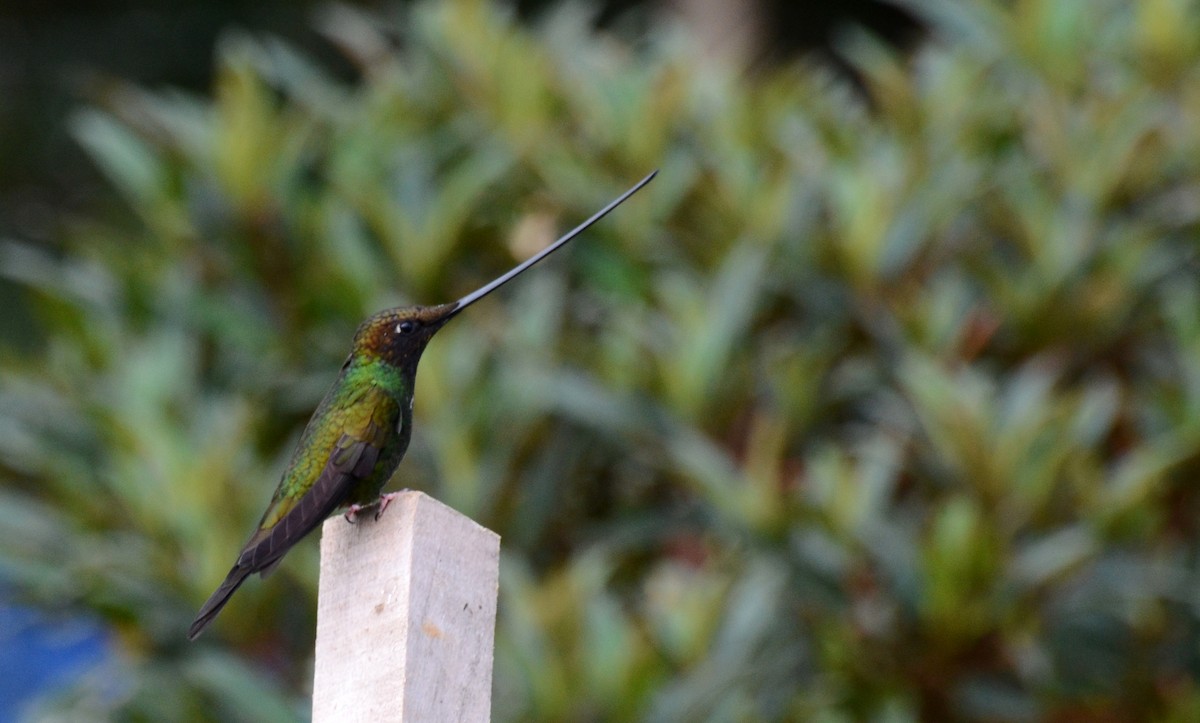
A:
5 0 1200 719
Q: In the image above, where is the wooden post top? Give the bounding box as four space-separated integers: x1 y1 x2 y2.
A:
312 491 500 723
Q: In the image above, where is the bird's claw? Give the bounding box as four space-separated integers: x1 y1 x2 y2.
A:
343 492 404 524
374 492 401 521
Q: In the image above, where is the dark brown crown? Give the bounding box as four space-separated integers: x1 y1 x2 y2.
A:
352 302 458 368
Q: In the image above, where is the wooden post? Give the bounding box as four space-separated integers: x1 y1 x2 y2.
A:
312 491 500 722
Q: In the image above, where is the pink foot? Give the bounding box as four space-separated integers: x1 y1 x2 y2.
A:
343 492 406 524
374 492 402 521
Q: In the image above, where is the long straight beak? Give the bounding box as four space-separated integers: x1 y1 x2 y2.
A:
445 170 657 319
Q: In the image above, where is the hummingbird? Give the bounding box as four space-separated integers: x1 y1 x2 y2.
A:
187 171 656 640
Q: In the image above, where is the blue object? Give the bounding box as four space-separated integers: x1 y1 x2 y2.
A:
0 603 111 720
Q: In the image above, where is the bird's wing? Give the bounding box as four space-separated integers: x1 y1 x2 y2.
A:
236 385 396 574
187 385 396 640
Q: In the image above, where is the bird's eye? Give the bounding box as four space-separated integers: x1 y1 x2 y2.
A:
396 321 416 335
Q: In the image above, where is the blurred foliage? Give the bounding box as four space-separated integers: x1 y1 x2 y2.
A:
5 0 1200 719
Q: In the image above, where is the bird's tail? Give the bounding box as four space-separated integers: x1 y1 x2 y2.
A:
187 565 252 641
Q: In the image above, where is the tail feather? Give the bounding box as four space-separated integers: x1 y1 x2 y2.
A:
187 565 253 641
186 432 382 639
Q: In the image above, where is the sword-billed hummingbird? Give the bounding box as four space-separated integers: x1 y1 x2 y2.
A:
187 171 655 640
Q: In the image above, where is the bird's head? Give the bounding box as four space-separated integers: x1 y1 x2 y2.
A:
352 303 459 370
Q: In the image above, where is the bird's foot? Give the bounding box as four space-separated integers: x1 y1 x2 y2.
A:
343 492 406 524
374 492 402 521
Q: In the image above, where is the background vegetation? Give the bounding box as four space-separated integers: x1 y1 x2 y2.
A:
5 0 1200 719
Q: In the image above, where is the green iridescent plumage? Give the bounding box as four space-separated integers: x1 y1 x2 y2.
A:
187 171 656 640
187 305 447 640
